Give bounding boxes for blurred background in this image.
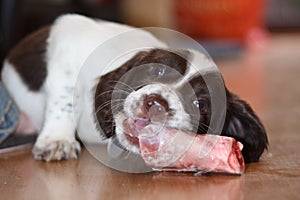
[1,0,300,63]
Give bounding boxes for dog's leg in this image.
[32,70,81,162]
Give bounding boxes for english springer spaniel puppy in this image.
[1,14,268,163]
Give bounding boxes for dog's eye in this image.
[193,99,206,110]
[152,65,166,77]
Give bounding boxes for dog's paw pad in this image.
[32,140,81,162]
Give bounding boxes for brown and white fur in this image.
[1,14,268,162]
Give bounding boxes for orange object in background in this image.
[175,0,268,114]
[175,0,266,44]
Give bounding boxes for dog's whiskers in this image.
[110,80,135,93]
[188,118,215,134]
[95,90,114,99]
[110,102,125,113]
[96,99,125,114]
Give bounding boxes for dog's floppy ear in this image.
[222,89,268,163]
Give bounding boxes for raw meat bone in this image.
[138,124,245,175]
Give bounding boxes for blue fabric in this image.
[0,82,19,142]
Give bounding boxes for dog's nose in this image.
[144,94,169,122]
[144,94,169,112]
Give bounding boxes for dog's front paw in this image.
[32,139,81,162]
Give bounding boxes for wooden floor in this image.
[1,34,300,200]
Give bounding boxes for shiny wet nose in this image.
[144,94,169,122]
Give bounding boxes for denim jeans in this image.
[0,82,19,143]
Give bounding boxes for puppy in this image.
[1,14,268,163]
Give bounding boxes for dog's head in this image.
[94,48,268,163]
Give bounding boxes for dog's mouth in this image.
[123,118,151,147]
[123,116,186,151]
[123,117,172,147]
[122,95,172,148]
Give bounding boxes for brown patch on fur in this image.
[135,49,189,76]
[7,26,50,91]
[95,51,149,138]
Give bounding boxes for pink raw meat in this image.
[138,124,245,174]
